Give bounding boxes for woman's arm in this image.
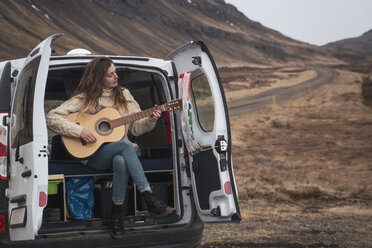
[122,88,157,137]
[46,97,85,138]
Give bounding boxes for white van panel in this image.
[169,41,241,223]
[8,34,61,241]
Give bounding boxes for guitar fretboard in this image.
[109,104,166,129]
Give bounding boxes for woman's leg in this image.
[88,145,129,204]
[88,140,149,203]
[89,140,172,217]
[114,140,149,191]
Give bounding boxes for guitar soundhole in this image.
[95,118,113,136]
[99,121,110,133]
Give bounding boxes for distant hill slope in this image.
[0,0,364,66]
[325,30,372,52]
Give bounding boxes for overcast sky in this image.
[224,0,372,46]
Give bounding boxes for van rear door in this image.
[0,62,11,179]
[8,34,61,241]
[168,41,241,223]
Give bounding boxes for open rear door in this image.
[0,62,11,179]
[169,41,241,223]
[8,34,62,241]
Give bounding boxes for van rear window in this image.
[11,56,40,148]
[190,72,215,132]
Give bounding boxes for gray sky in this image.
[224,0,372,46]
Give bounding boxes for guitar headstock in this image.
[164,99,182,112]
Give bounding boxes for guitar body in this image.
[62,108,125,159]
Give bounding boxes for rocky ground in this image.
[199,66,372,247]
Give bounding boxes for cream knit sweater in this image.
[46,87,156,139]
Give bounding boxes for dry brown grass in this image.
[230,69,372,207]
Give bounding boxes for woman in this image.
[46,57,173,239]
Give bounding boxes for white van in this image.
[0,34,240,247]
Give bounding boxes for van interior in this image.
[41,65,179,234]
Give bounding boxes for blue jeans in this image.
[87,140,149,205]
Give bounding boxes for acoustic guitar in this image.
[61,99,182,159]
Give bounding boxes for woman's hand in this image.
[80,128,97,144]
[150,105,161,121]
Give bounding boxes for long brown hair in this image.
[72,57,127,113]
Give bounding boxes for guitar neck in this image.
[109,104,166,129]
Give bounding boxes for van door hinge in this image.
[15,157,24,164]
[211,206,221,217]
[39,146,49,157]
[192,56,201,66]
[231,213,242,223]
[2,115,9,126]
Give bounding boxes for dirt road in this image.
[199,66,372,248]
[228,68,339,116]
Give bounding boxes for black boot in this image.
[110,203,125,239]
[142,191,174,217]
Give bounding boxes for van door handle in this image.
[21,170,32,178]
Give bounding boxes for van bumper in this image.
[0,213,204,248]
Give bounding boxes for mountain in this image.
[325,30,372,53]
[0,0,363,66]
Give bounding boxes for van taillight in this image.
[0,142,6,157]
[224,181,232,195]
[0,214,5,232]
[39,192,47,207]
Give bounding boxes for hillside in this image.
[0,0,346,66]
[326,29,372,52]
